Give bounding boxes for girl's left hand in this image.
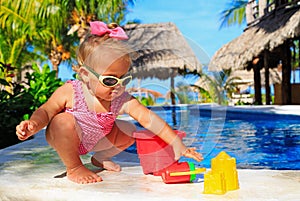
[182,147,203,162]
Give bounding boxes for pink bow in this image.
[90,21,128,40]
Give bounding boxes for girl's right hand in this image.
[16,120,37,141]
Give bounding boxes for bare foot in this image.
[67,164,103,184]
[91,157,121,172]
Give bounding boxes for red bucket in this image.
[133,130,186,175]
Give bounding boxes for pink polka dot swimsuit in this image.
[65,80,130,155]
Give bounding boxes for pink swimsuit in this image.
[65,80,130,155]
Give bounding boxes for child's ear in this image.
[79,67,89,83]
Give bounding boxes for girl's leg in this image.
[91,120,136,171]
[45,112,102,184]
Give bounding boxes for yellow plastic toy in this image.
[203,151,239,195]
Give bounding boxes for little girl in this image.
[16,21,203,184]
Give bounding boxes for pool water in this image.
[129,105,300,170]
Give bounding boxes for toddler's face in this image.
[89,55,131,101]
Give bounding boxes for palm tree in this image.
[0,0,55,80]
[219,0,248,28]
[65,0,135,73]
[0,0,135,78]
[192,69,242,105]
[67,0,135,43]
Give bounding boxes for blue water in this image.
[129,105,300,170]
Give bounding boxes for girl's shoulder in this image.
[42,80,75,110]
[61,80,75,91]
[54,80,77,109]
[51,80,75,98]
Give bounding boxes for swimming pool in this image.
[130,105,300,170]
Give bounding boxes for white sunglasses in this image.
[84,65,132,87]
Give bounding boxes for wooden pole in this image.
[253,58,262,105]
[281,41,291,104]
[170,68,176,105]
[264,50,271,105]
[170,68,177,127]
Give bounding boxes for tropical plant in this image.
[0,81,33,148]
[0,62,32,148]
[0,62,63,148]
[23,63,64,114]
[140,96,155,106]
[0,0,56,78]
[66,0,135,72]
[0,0,135,79]
[219,0,248,28]
[174,82,197,104]
[192,69,242,105]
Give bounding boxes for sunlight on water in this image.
[135,106,300,170]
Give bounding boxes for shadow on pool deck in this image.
[0,129,300,201]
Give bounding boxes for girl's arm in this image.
[16,83,73,140]
[122,96,203,162]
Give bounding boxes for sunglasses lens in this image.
[102,77,118,86]
[122,77,132,86]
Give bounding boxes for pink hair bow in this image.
[90,21,128,40]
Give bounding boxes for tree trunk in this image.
[49,49,62,78]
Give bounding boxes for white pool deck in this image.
[1,105,300,201]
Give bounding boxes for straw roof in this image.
[124,23,202,80]
[209,7,300,71]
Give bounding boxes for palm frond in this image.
[219,0,247,29]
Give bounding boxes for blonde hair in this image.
[75,23,131,73]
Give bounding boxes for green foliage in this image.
[219,0,247,29]
[0,0,135,81]
[174,82,197,104]
[0,62,63,148]
[191,69,242,105]
[24,63,63,112]
[190,84,213,103]
[0,86,33,148]
[139,96,155,106]
[0,0,54,68]
[0,62,32,148]
[235,99,253,105]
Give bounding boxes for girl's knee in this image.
[49,113,75,130]
[46,113,77,142]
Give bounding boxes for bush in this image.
[23,63,63,114]
[0,62,63,149]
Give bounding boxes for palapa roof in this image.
[209,6,300,71]
[124,22,202,80]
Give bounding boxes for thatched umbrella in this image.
[124,22,202,104]
[209,6,300,105]
[124,23,202,78]
[209,8,300,71]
